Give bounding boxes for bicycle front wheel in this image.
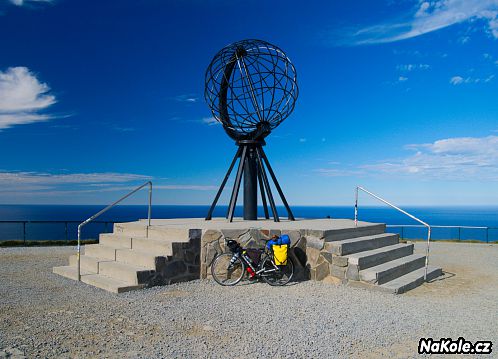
[259,256,294,286]
[211,253,245,286]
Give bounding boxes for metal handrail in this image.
[354,186,432,281]
[77,181,152,281]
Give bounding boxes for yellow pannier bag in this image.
[272,244,288,265]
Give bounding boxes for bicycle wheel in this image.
[259,255,294,286]
[211,253,245,286]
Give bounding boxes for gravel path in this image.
[0,243,497,358]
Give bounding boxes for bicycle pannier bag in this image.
[270,234,291,265]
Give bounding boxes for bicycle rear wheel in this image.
[211,253,245,286]
[259,256,294,286]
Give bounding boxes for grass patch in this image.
[0,239,98,247]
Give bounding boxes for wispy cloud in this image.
[450,74,495,84]
[173,94,199,103]
[314,168,363,177]
[0,171,151,186]
[155,185,217,191]
[398,76,409,82]
[299,138,307,143]
[450,76,464,85]
[397,64,431,71]
[201,116,220,126]
[0,67,57,130]
[343,0,498,45]
[316,135,498,181]
[0,170,218,196]
[9,0,54,6]
[368,135,498,180]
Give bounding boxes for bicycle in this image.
[211,238,294,286]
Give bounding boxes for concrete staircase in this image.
[324,227,442,294]
[53,223,201,293]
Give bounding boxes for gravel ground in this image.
[0,242,497,358]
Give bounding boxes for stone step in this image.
[359,254,426,285]
[115,248,158,269]
[81,274,145,293]
[147,227,191,242]
[113,222,148,238]
[84,244,116,260]
[131,237,173,256]
[325,233,399,256]
[69,254,113,273]
[98,261,154,285]
[348,243,414,270]
[53,265,96,280]
[320,223,386,242]
[379,266,443,294]
[99,233,132,248]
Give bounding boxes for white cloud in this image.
[201,117,220,126]
[0,67,57,130]
[155,185,218,191]
[314,134,498,181]
[174,94,198,103]
[346,0,498,45]
[398,76,408,82]
[450,74,495,84]
[361,135,498,180]
[397,64,431,71]
[299,138,307,143]
[9,0,53,6]
[0,171,151,186]
[314,168,363,177]
[0,170,218,197]
[450,76,464,84]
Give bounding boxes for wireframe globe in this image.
[205,39,298,141]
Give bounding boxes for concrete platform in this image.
[137,217,378,231]
[52,217,442,294]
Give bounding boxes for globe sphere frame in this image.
[204,39,298,141]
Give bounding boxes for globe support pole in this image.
[243,146,258,220]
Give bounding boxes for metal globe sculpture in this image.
[205,39,298,222]
[205,39,298,141]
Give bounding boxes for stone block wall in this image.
[150,229,202,285]
[199,228,345,282]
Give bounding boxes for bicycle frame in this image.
[225,238,279,278]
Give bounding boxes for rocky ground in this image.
[0,242,497,358]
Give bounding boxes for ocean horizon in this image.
[0,204,497,242]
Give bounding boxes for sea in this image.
[0,205,497,242]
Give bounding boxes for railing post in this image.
[354,187,358,227]
[458,227,461,241]
[401,226,404,240]
[486,227,489,243]
[148,181,152,227]
[77,224,81,281]
[23,221,27,244]
[424,226,431,281]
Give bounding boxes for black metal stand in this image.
[205,140,295,222]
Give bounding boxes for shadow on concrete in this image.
[428,271,455,283]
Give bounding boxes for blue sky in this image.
[0,0,497,206]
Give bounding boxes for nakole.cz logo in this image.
[419,337,493,355]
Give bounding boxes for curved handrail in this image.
[77,181,152,281]
[354,186,432,281]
